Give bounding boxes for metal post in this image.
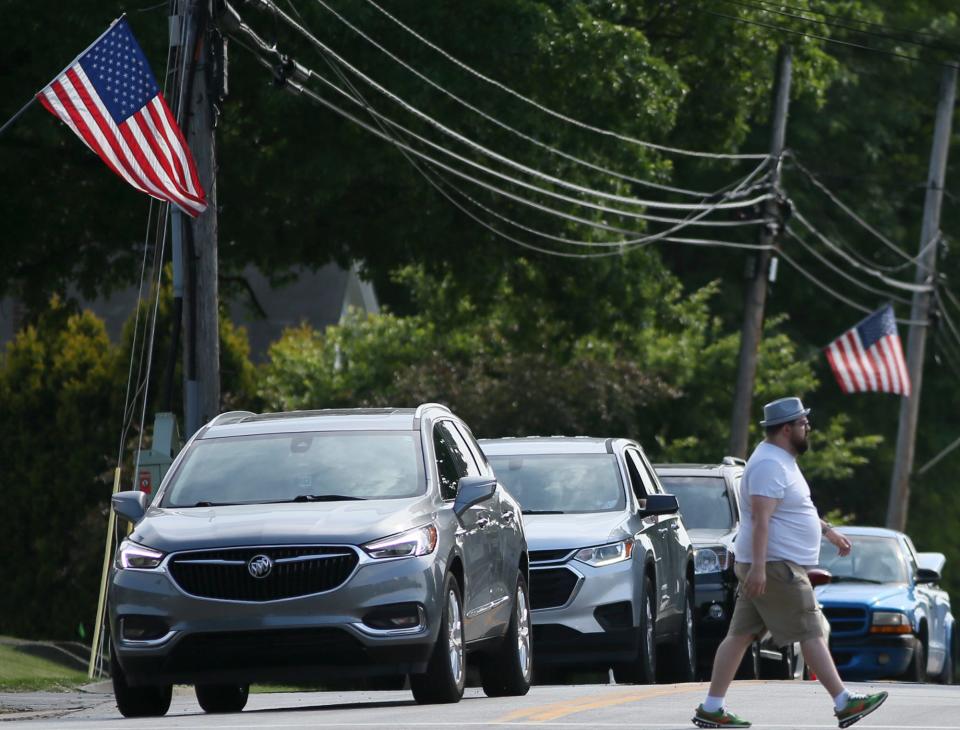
[886,63,957,531]
[728,46,793,458]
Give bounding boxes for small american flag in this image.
[825,304,911,396]
[36,17,206,217]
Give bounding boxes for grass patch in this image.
[0,645,89,692]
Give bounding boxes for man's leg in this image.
[708,632,757,698]
[801,636,888,728]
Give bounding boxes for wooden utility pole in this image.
[886,63,957,532]
[728,46,793,458]
[181,0,222,436]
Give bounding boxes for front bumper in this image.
[529,557,639,666]
[109,550,442,686]
[829,634,915,679]
[693,576,735,662]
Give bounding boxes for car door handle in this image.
[476,516,491,530]
[669,522,681,531]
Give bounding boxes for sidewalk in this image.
[0,682,113,722]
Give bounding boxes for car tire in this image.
[660,578,697,682]
[479,571,533,697]
[907,637,928,683]
[411,573,466,704]
[735,640,761,680]
[195,683,249,713]
[612,575,656,684]
[938,644,954,685]
[111,643,172,718]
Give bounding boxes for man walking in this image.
[692,397,888,729]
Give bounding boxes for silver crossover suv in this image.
[480,437,696,684]
[108,405,530,717]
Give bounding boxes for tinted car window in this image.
[819,535,909,584]
[625,450,657,497]
[488,454,625,513]
[163,431,423,506]
[658,476,734,530]
[434,422,467,500]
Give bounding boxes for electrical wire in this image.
[703,6,958,69]
[788,155,926,269]
[717,0,960,55]
[790,209,934,293]
[784,227,911,305]
[250,0,772,214]
[309,0,738,198]
[331,0,769,160]
[775,248,927,325]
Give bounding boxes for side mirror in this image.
[807,568,832,587]
[916,567,941,584]
[453,476,497,516]
[639,494,680,517]
[113,490,148,525]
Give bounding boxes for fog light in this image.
[709,603,726,620]
[877,654,890,665]
[363,603,424,631]
[120,615,169,641]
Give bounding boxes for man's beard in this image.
[795,435,810,455]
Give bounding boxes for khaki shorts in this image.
[729,561,825,647]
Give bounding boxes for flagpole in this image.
[0,97,37,138]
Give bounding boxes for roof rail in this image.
[414,402,452,419]
[722,456,746,466]
[208,410,256,427]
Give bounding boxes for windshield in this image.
[819,534,910,584]
[658,475,734,530]
[488,454,626,513]
[162,431,424,507]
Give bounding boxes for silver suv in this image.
[108,405,530,717]
[480,437,696,683]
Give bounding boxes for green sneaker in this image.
[692,704,751,728]
[835,691,888,728]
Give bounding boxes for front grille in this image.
[530,549,573,564]
[530,567,579,609]
[822,606,869,636]
[165,628,364,673]
[169,546,359,601]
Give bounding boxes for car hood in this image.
[522,512,630,550]
[130,497,435,552]
[687,527,737,548]
[815,583,911,608]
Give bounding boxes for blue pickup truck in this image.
[816,526,955,682]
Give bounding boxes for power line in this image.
[309,0,732,198]
[346,0,768,160]
[703,6,958,69]
[717,0,960,55]
[788,155,925,269]
[784,227,911,305]
[790,208,934,293]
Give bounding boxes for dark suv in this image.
[108,405,530,716]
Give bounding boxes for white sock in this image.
[703,695,725,713]
[833,689,850,711]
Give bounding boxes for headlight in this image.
[362,524,438,560]
[870,611,912,634]
[574,540,633,567]
[115,540,165,570]
[694,547,731,574]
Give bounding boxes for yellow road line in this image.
[496,684,701,723]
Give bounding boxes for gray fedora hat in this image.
[760,396,811,427]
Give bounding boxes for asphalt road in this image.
[2,680,957,729]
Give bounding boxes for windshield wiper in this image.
[829,575,886,584]
[192,501,237,507]
[290,494,366,502]
[522,509,565,515]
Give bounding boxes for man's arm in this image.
[821,518,852,557]
[743,495,779,598]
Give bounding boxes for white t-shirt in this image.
[733,441,822,567]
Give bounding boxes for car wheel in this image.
[906,637,928,683]
[480,571,533,697]
[411,573,466,704]
[735,640,761,680]
[938,644,954,685]
[612,575,656,684]
[660,578,697,682]
[111,643,172,718]
[195,683,249,713]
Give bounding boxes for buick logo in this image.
[247,554,273,579]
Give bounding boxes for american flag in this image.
[36,18,206,217]
[825,304,911,396]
